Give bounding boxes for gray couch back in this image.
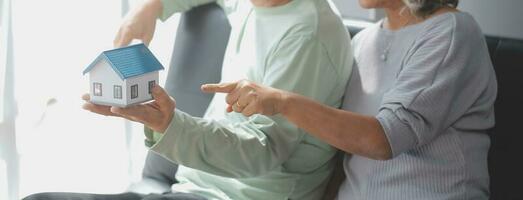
[142,2,230,186]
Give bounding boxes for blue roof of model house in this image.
[83,43,164,80]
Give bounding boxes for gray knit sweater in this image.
[338,12,497,200]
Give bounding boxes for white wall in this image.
[460,0,523,40]
[332,0,523,40]
[331,0,384,21]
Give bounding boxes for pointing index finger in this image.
[201,82,237,93]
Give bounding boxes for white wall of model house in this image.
[125,71,158,105]
[89,60,127,106]
[88,59,158,107]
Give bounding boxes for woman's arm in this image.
[281,91,392,160]
[202,81,393,160]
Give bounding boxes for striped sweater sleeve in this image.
[376,16,494,157]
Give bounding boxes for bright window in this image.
[131,84,138,99]
[8,0,178,198]
[114,85,122,99]
[0,160,6,200]
[0,0,8,123]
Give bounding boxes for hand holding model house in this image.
[82,44,174,133]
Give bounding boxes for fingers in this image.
[226,104,233,113]
[110,86,175,130]
[201,82,237,93]
[232,90,257,113]
[82,85,175,133]
[226,80,259,105]
[82,93,90,101]
[81,93,120,116]
[110,105,150,124]
[142,33,153,47]
[240,101,258,117]
[225,80,251,105]
[115,35,133,48]
[82,102,119,117]
[237,89,257,107]
[204,80,264,116]
[110,103,171,133]
[151,85,175,112]
[113,29,123,47]
[114,29,134,48]
[232,101,244,113]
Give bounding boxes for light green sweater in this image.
[147,0,353,199]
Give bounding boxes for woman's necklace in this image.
[381,39,394,61]
[381,17,415,61]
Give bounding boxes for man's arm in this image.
[159,0,218,21]
[113,0,218,47]
[148,35,342,178]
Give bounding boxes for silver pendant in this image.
[381,54,387,61]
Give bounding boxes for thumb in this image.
[201,82,237,93]
[151,85,174,109]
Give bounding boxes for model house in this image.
[83,43,164,107]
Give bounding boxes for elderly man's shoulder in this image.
[273,0,347,38]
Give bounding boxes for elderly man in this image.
[24,0,352,199]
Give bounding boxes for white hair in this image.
[402,0,459,17]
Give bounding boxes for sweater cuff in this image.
[144,126,166,148]
[376,109,418,158]
[144,126,155,147]
[150,109,186,157]
[159,0,178,21]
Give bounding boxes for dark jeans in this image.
[23,192,206,200]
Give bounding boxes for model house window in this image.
[114,85,122,99]
[148,80,155,94]
[131,84,138,99]
[93,83,102,96]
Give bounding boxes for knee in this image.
[22,192,55,200]
[141,193,207,200]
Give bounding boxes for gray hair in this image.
[402,0,459,17]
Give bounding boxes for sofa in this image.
[130,3,523,200]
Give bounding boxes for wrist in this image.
[277,91,293,116]
[159,110,175,133]
[143,0,163,19]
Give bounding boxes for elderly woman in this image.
[203,0,497,199]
